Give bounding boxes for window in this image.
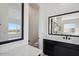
[64,24,76,33]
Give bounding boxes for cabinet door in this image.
[43,39,56,55]
[67,49,79,56]
[52,45,68,56]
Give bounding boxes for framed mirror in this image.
[48,11,79,37]
[0,3,24,45]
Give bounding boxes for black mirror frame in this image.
[48,11,79,37]
[0,3,24,45]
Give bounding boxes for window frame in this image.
[0,3,24,45]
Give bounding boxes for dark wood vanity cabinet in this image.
[43,39,79,56]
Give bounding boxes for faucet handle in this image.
[68,36,71,40]
[63,36,66,39]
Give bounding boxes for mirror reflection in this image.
[49,12,79,36]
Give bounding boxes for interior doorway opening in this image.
[28,3,39,48]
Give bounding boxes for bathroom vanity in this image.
[43,39,79,56]
[46,11,79,56]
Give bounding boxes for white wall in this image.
[39,3,79,49]
[0,3,29,53]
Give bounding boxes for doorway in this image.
[28,3,39,48]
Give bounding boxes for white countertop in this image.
[0,45,42,56]
[44,35,79,45]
